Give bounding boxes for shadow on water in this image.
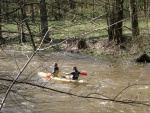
[0,50,150,113]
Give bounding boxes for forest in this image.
[0,0,149,53]
[1,0,150,113]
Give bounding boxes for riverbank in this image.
[1,33,150,61]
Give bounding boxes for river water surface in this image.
[0,50,150,113]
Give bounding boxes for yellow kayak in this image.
[37,72,87,84]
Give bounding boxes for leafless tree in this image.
[129,0,139,38]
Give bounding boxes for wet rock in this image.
[136,53,150,62]
[77,39,88,49]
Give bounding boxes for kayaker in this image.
[63,66,80,80]
[51,63,60,77]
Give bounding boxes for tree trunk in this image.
[20,1,36,50]
[130,0,139,38]
[0,0,2,39]
[5,0,9,23]
[92,0,95,18]
[30,3,35,23]
[69,0,76,21]
[20,2,26,43]
[39,0,50,43]
[107,0,124,44]
[69,0,76,9]
[55,0,62,21]
[116,0,123,44]
[143,0,148,17]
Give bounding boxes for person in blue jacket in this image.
[51,63,60,77]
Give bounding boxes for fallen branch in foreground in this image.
[1,77,150,107]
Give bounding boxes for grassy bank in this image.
[1,19,150,58]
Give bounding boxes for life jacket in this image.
[72,71,80,80]
[53,70,59,77]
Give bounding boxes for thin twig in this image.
[0,27,51,110]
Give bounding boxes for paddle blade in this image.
[80,72,87,76]
[46,75,51,79]
[46,75,51,80]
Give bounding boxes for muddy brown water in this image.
[0,50,150,113]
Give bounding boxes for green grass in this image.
[2,20,108,39]
[2,19,150,45]
[1,19,150,56]
[50,20,108,40]
[1,43,34,50]
[123,18,150,34]
[2,23,18,32]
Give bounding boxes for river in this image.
[0,50,150,113]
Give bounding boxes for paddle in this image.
[80,72,87,76]
[46,75,51,79]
